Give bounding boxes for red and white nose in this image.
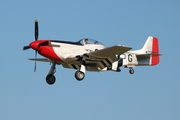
[29,40,49,51]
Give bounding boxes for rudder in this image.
[151,37,159,66]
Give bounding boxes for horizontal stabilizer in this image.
[136,53,162,58]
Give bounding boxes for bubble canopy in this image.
[78,38,105,46]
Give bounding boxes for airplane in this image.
[23,20,161,85]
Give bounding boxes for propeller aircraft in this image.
[23,20,161,85]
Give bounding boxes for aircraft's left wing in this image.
[85,45,132,58]
[85,45,132,69]
[62,45,132,70]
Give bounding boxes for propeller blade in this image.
[23,46,31,50]
[34,51,37,72]
[35,19,39,41]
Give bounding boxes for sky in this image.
[0,0,180,120]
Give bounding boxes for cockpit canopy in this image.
[78,38,105,46]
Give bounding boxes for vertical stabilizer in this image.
[141,36,154,52]
[133,36,160,66]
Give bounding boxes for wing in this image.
[86,45,132,69]
[86,45,132,58]
[28,58,62,64]
[29,58,51,62]
[62,45,132,70]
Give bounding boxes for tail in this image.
[136,36,161,66]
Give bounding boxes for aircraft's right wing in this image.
[29,58,51,62]
[28,58,62,64]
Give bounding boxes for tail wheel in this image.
[75,71,85,81]
[129,69,134,74]
[46,74,56,85]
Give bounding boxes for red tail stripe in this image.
[151,37,159,66]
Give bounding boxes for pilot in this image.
[85,39,89,44]
[94,41,98,44]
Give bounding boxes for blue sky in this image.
[0,0,180,120]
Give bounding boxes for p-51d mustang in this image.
[23,20,161,85]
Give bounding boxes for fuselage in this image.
[29,36,160,72]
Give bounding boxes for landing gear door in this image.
[122,54,128,66]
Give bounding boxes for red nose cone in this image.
[30,41,39,50]
[29,40,48,50]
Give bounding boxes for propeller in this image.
[23,19,39,72]
[35,19,39,41]
[23,46,31,50]
[34,19,39,72]
[34,49,37,72]
[23,20,39,50]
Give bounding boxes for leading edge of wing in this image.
[86,45,132,58]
